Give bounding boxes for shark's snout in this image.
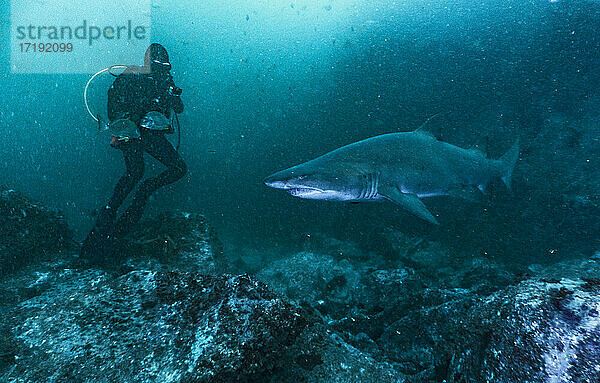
[265,165,354,201]
[264,173,289,189]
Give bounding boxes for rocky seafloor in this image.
[1,187,599,382]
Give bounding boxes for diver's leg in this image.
[105,142,146,218]
[81,141,144,259]
[142,131,188,187]
[112,132,187,236]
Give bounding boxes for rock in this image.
[256,251,364,318]
[0,187,73,273]
[3,271,310,382]
[2,266,406,383]
[302,233,369,261]
[1,210,223,310]
[115,211,224,273]
[379,229,448,271]
[274,326,406,383]
[380,277,600,383]
[255,234,516,349]
[462,278,600,383]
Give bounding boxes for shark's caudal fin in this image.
[499,139,519,191]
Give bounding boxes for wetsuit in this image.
[82,66,186,256]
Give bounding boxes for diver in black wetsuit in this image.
[81,43,187,260]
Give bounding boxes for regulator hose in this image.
[83,65,127,122]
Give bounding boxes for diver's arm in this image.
[165,75,184,114]
[171,95,184,114]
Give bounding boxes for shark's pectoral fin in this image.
[379,186,439,225]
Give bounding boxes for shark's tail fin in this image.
[499,139,519,191]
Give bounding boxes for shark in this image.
[264,129,519,224]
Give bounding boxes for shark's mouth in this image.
[288,187,324,197]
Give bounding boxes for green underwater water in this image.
[1,1,600,381]
[2,0,598,264]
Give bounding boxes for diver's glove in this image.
[162,74,184,113]
[168,84,182,97]
[165,74,182,97]
[168,90,184,114]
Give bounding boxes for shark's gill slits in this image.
[359,174,368,199]
[362,173,378,200]
[371,172,379,199]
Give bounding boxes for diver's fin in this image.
[379,185,439,225]
[447,185,484,202]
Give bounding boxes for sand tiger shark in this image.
[264,128,519,224]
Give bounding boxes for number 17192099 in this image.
[19,42,73,53]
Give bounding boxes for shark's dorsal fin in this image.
[413,113,441,139]
[413,129,436,139]
[379,185,439,224]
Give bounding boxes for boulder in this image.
[0,187,72,273]
[115,211,224,273]
[381,276,600,382]
[274,325,406,383]
[3,271,309,382]
[256,251,364,317]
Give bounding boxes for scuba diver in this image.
[81,43,187,260]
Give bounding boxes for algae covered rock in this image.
[116,211,224,273]
[4,271,310,382]
[381,276,600,383]
[274,325,406,383]
[256,251,364,316]
[0,187,72,273]
[457,278,600,383]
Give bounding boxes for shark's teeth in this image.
[289,186,327,197]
